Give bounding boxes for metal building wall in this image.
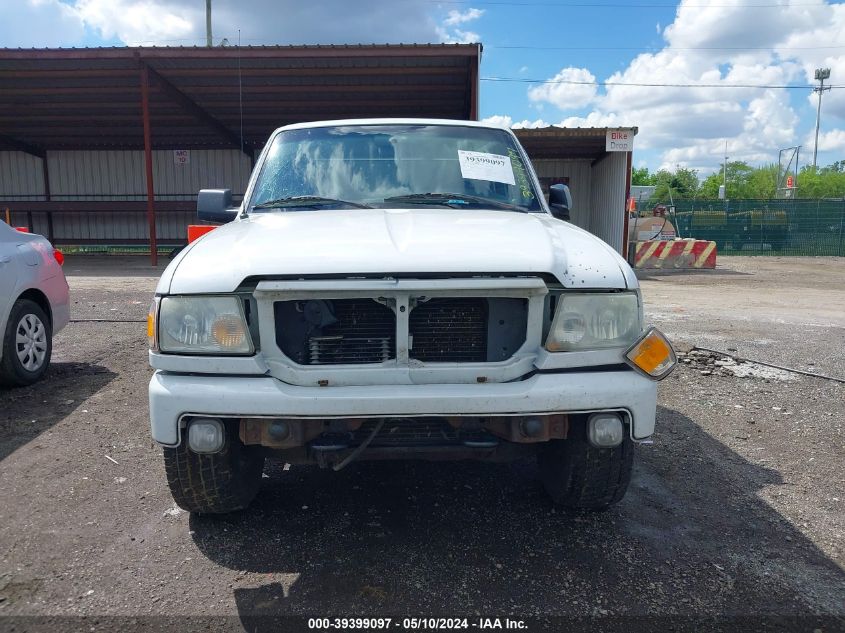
[588,152,627,252]
[529,159,592,229]
[47,149,251,200]
[0,151,46,199]
[1,149,251,243]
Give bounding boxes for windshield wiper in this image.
[252,196,372,210]
[383,193,525,212]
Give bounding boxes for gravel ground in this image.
[0,256,842,632]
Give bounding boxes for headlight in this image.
[545,292,641,352]
[158,296,253,355]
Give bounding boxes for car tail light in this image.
[53,249,65,266]
[15,226,29,233]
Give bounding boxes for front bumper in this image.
[148,369,657,446]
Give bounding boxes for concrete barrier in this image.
[632,239,717,269]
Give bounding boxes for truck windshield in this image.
[249,124,542,213]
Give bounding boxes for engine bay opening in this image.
[273,296,528,365]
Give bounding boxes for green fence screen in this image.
[650,198,845,256]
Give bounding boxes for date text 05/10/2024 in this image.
[307,618,528,630]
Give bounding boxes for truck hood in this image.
[159,208,635,294]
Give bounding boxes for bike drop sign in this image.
[606,129,634,152]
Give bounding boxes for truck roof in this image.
[272,118,509,134]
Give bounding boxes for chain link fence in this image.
[649,199,845,256]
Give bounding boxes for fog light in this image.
[268,420,291,442]
[187,418,225,454]
[520,417,544,438]
[587,413,624,448]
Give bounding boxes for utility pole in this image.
[812,68,831,169]
[719,140,728,200]
[205,0,212,47]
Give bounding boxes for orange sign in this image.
[187,225,216,243]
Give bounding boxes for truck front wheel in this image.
[163,422,265,514]
[537,419,634,510]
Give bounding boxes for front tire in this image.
[0,299,52,387]
[163,422,265,514]
[538,420,634,510]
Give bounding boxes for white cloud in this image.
[481,115,513,128]
[527,67,597,110]
[0,0,443,47]
[779,7,845,121]
[0,0,85,47]
[514,0,845,171]
[559,111,625,129]
[75,0,195,45]
[443,8,484,26]
[437,7,483,44]
[512,119,550,129]
[436,27,480,45]
[806,128,845,152]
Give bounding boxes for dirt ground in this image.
[0,256,843,631]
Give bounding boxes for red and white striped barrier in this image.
[632,239,717,269]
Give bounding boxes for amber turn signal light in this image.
[624,327,677,380]
[147,299,158,350]
[211,314,248,349]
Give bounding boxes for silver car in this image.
[0,222,70,387]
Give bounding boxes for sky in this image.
[1,0,844,175]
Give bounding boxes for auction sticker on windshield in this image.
[457,150,516,185]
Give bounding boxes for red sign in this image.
[187,225,217,243]
[787,175,794,188]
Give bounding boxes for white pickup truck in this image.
[148,119,675,514]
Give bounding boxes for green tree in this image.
[746,164,778,198]
[651,166,699,201]
[632,166,657,186]
[699,162,776,199]
[645,160,845,201]
[820,160,845,174]
[796,165,845,197]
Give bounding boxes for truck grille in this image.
[274,299,396,365]
[409,298,487,362]
[274,295,527,366]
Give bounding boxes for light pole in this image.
[812,68,831,169]
[206,0,213,47]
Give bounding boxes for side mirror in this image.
[197,189,238,223]
[549,184,572,222]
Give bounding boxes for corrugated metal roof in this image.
[0,44,480,154]
[515,126,638,160]
[3,44,480,51]
[515,126,638,138]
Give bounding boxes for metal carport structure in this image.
[515,126,637,255]
[0,44,481,264]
